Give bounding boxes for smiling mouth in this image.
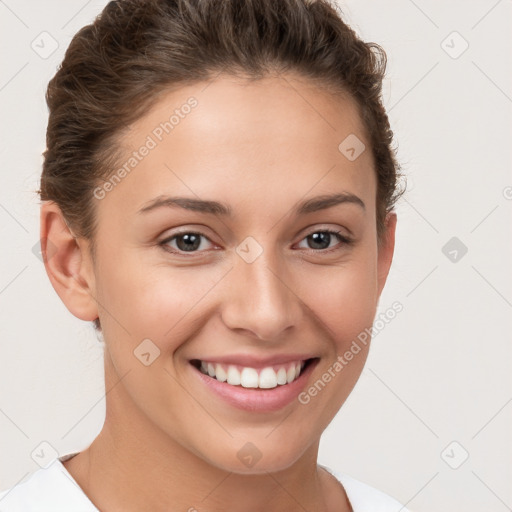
[190,358,318,389]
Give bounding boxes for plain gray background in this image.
[1,1,511,511]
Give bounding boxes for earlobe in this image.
[40,201,99,322]
[376,211,397,300]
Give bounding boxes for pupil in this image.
[177,233,200,251]
[309,232,330,250]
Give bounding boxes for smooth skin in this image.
[41,73,396,512]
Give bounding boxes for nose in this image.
[220,246,303,341]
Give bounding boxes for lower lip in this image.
[190,359,319,413]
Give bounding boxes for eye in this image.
[160,231,215,254]
[159,228,353,257]
[296,229,353,252]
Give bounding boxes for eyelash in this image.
[159,228,353,257]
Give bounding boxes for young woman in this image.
[0,0,408,510]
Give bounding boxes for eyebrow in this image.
[137,192,365,217]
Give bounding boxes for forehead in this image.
[99,74,375,220]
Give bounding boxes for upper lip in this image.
[191,354,317,369]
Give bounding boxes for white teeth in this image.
[215,364,227,382]
[259,367,278,389]
[276,367,287,385]
[227,365,241,385]
[197,360,308,388]
[286,365,296,384]
[240,368,259,388]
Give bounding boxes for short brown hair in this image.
[38,0,406,331]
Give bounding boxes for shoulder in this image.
[320,464,412,512]
[0,457,97,512]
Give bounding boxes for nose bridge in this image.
[221,235,301,339]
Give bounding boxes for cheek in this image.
[97,237,378,356]
[95,252,225,350]
[302,252,378,348]
[293,257,377,425]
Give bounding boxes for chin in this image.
[199,437,311,475]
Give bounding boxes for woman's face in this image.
[64,74,395,473]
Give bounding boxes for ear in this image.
[39,201,99,323]
[376,211,397,300]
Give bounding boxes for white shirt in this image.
[0,454,410,511]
